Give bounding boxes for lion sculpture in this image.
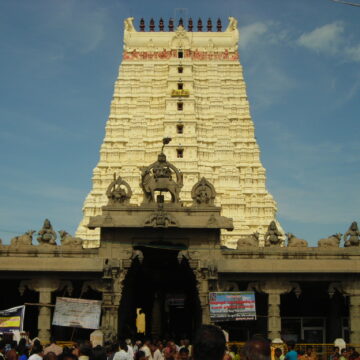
[58,230,83,247]
[286,233,308,247]
[318,233,342,247]
[10,230,35,247]
[237,232,259,248]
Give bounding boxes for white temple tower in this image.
[76,17,279,248]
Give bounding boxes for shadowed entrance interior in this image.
[119,243,201,340]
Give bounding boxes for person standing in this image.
[330,348,340,360]
[1,341,7,360]
[28,343,43,360]
[193,325,226,360]
[5,341,18,360]
[242,338,271,360]
[113,341,130,360]
[339,349,347,360]
[125,340,134,360]
[285,342,297,360]
[17,339,29,360]
[150,344,162,360]
[178,348,189,360]
[304,346,316,360]
[274,348,285,360]
[140,341,151,360]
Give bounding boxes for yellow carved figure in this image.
[136,308,145,334]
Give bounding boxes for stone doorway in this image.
[119,243,201,340]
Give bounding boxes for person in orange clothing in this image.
[303,347,316,360]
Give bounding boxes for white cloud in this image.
[346,44,360,62]
[247,63,295,108]
[239,22,295,108]
[297,21,344,55]
[240,22,268,49]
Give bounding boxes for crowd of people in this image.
[0,327,358,360]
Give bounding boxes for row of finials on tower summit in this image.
[138,18,223,32]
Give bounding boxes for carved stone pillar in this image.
[248,280,301,340]
[194,268,211,324]
[19,279,72,344]
[82,266,126,341]
[151,292,162,338]
[329,280,360,344]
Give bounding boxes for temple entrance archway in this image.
[119,242,201,340]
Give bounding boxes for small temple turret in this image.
[217,18,222,31]
[168,18,174,31]
[159,18,164,31]
[207,18,212,31]
[149,18,155,32]
[139,18,145,31]
[197,18,203,31]
[188,17,193,31]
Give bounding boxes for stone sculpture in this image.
[191,177,216,207]
[264,221,282,246]
[343,222,360,247]
[286,233,308,247]
[37,219,57,245]
[226,16,238,32]
[177,250,190,264]
[144,209,177,228]
[10,230,35,247]
[106,174,132,205]
[124,17,135,32]
[237,232,259,248]
[318,233,342,247]
[131,249,144,264]
[58,230,83,247]
[141,138,183,203]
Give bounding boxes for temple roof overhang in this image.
[88,205,234,231]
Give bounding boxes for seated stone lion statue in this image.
[286,233,308,247]
[318,233,342,247]
[10,230,35,247]
[237,232,259,248]
[58,230,83,247]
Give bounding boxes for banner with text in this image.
[209,292,256,321]
[0,305,25,332]
[52,297,101,329]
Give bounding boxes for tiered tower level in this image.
[76,17,279,248]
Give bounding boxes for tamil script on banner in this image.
[52,297,101,329]
[209,292,256,322]
[0,305,25,332]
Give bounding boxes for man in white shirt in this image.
[126,339,134,360]
[150,344,163,360]
[28,343,43,360]
[140,340,151,360]
[114,341,131,360]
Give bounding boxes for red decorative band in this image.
[123,49,239,61]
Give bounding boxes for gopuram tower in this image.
[77,17,279,248]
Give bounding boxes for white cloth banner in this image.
[52,297,102,329]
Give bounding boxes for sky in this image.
[0,0,359,246]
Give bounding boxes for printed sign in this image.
[0,305,25,332]
[52,297,101,329]
[209,292,256,321]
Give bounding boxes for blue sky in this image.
[0,0,359,246]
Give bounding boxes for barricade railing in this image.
[228,342,360,360]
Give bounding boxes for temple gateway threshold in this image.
[1,17,360,345]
